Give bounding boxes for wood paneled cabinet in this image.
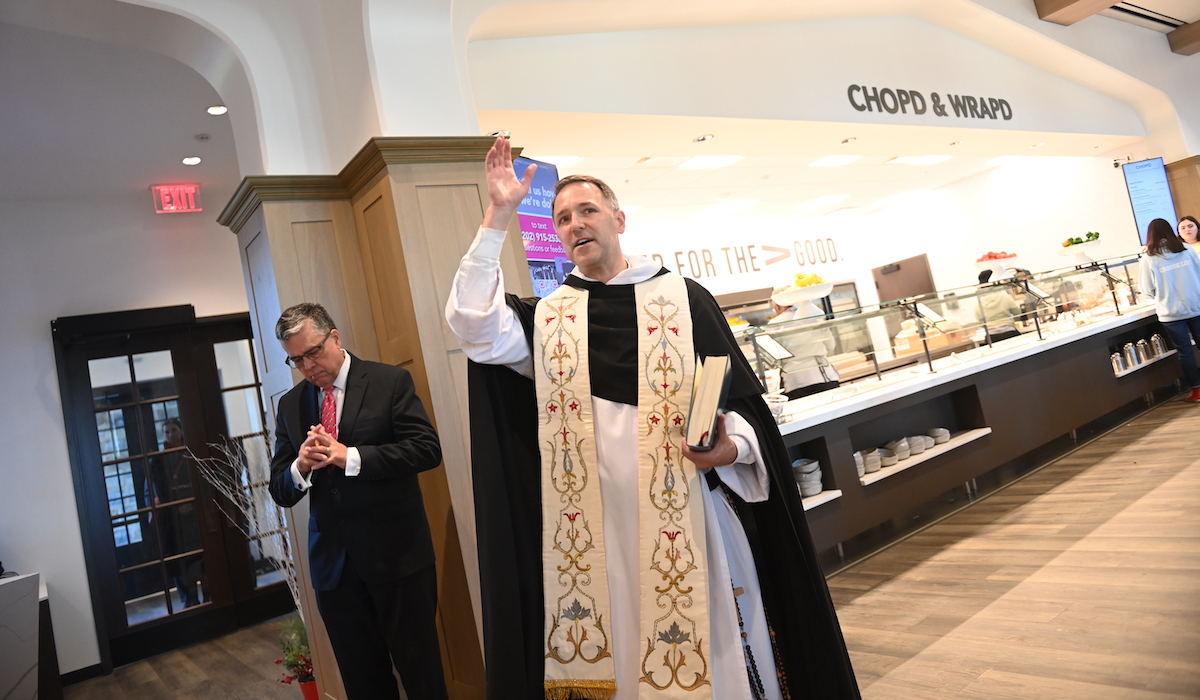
[219,137,533,700]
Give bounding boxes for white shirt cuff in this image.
[289,459,312,490]
[344,447,362,477]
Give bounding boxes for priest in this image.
[445,135,859,700]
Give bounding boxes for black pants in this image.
[316,561,448,700]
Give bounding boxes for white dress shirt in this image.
[289,349,363,489]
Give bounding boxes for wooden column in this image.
[218,137,530,700]
[1167,156,1200,222]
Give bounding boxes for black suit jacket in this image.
[269,353,442,591]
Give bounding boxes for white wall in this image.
[0,192,248,673]
[469,16,1144,139]
[622,156,1144,303]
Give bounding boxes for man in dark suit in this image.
[268,302,447,700]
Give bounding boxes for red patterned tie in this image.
[320,387,338,440]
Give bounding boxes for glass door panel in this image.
[133,351,177,401]
[88,349,212,626]
[213,339,282,590]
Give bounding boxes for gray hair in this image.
[552,175,620,214]
[275,303,337,342]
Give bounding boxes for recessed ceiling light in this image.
[701,200,756,216]
[888,155,952,165]
[538,156,580,169]
[182,156,202,166]
[207,105,228,115]
[793,195,850,212]
[694,134,715,142]
[680,155,742,169]
[841,137,857,144]
[810,155,861,167]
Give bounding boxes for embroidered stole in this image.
[535,273,711,699]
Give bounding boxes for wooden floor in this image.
[65,399,1200,699]
[832,397,1200,699]
[63,614,303,700]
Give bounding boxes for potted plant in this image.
[276,615,317,699]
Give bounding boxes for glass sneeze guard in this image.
[731,254,1145,393]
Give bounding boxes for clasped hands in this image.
[297,424,347,475]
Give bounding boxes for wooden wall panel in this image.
[1167,156,1200,222]
[356,187,416,367]
[352,169,487,699]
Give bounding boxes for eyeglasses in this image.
[284,330,333,368]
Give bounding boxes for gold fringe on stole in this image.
[544,679,618,699]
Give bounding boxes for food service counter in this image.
[771,304,1182,552]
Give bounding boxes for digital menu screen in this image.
[1121,157,1178,245]
[514,156,572,297]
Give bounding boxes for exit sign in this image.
[151,184,202,214]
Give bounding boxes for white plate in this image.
[975,255,1019,270]
[1056,239,1100,255]
[771,282,834,306]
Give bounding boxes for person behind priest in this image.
[1178,215,1199,252]
[976,269,1022,343]
[445,135,859,700]
[1139,218,1200,403]
[267,303,447,700]
[767,289,840,400]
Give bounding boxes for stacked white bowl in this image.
[792,458,823,497]
[884,437,911,460]
[856,449,881,474]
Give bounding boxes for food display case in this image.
[730,256,1145,390]
[722,255,1184,555]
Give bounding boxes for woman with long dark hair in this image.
[1140,218,1200,402]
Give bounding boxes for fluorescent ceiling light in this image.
[538,156,580,169]
[680,155,743,169]
[182,156,201,166]
[793,195,850,212]
[887,155,952,165]
[207,105,228,115]
[700,200,756,216]
[809,155,861,167]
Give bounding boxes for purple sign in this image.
[515,156,573,297]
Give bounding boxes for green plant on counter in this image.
[276,614,315,684]
[1062,231,1100,247]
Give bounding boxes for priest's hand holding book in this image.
[682,413,740,468]
[683,354,739,468]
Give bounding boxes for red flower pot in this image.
[299,680,319,700]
